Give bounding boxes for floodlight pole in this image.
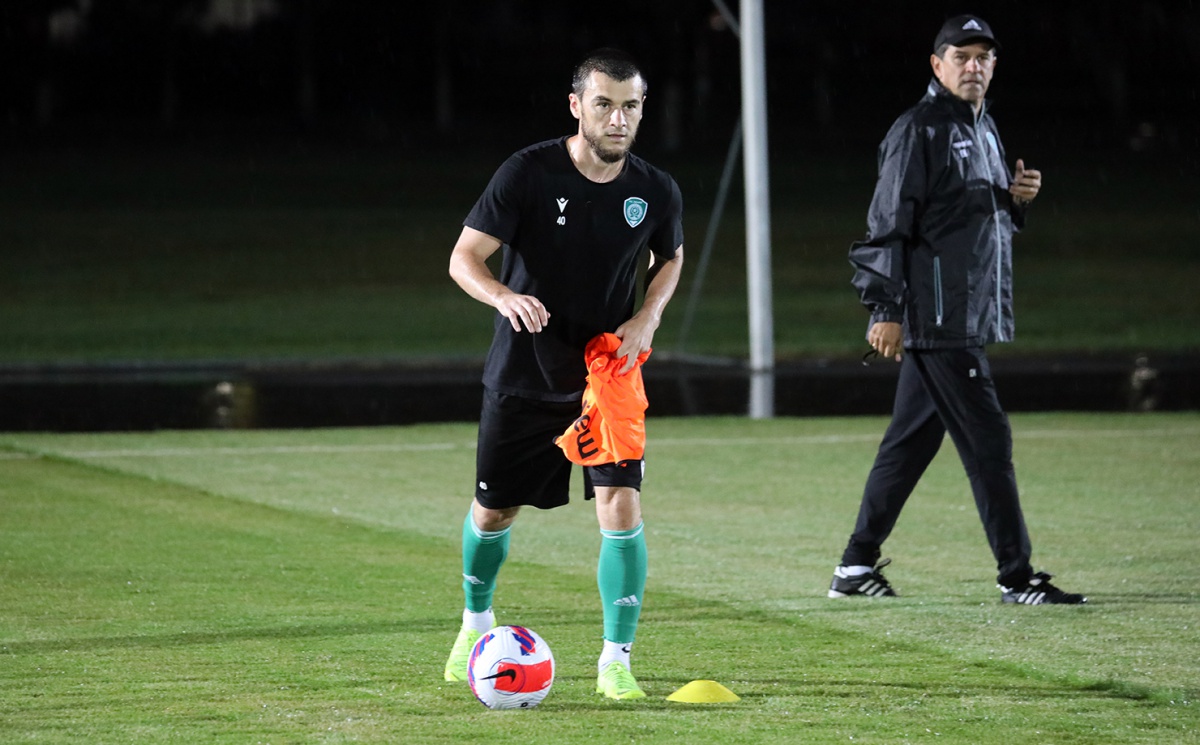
[740,0,774,418]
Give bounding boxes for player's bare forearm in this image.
[449,251,503,306]
[448,227,504,303]
[640,246,684,323]
[614,246,683,371]
[449,226,549,332]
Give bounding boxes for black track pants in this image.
[841,347,1033,587]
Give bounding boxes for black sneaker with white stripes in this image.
[999,571,1087,605]
[828,558,897,598]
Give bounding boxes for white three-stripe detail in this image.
[860,579,887,597]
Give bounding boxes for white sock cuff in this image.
[838,565,874,577]
[600,522,644,540]
[598,638,632,671]
[468,518,511,541]
[463,607,495,633]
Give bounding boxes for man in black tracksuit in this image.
[828,15,1086,605]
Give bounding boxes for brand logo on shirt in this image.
[556,197,569,213]
[951,139,973,159]
[623,197,647,228]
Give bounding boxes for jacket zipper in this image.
[976,118,1006,341]
[933,255,944,327]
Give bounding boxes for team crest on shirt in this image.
[623,197,648,228]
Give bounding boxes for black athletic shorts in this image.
[474,388,645,510]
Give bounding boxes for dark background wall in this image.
[3,1,1197,430]
[4,1,1196,157]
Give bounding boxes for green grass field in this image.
[3,413,1198,743]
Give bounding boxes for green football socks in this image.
[461,510,510,613]
[597,522,647,645]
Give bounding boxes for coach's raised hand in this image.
[1009,158,1042,206]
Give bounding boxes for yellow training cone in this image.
[666,679,740,703]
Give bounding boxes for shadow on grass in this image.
[0,605,607,657]
[1088,593,1200,604]
[536,673,1166,713]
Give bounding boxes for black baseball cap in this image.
[933,15,1000,53]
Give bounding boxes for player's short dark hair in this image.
[571,48,646,97]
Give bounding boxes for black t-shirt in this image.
[465,137,684,401]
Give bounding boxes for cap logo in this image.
[962,19,983,31]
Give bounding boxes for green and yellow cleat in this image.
[596,661,646,700]
[443,628,482,682]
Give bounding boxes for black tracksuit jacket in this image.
[849,78,1029,349]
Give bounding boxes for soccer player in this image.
[828,16,1086,605]
[443,48,684,699]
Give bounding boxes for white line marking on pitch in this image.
[656,427,1200,448]
[653,434,881,447]
[1,426,1196,462]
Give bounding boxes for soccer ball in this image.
[468,625,555,710]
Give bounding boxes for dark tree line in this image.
[3,1,1196,152]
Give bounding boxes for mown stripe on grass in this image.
[0,441,469,460]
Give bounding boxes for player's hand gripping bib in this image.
[555,333,650,466]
